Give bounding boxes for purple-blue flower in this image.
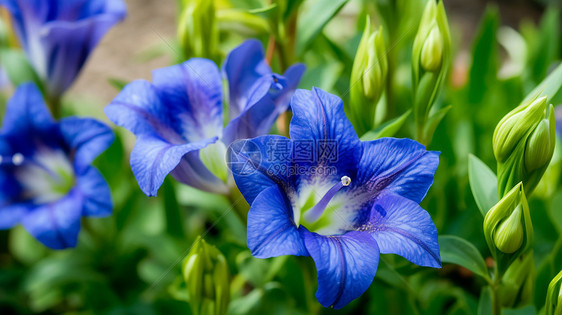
[0,0,126,99]
[228,87,441,308]
[0,83,114,249]
[105,39,305,197]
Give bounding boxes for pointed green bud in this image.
[178,0,219,61]
[420,25,443,72]
[411,0,451,144]
[493,96,547,163]
[493,204,523,254]
[525,118,553,172]
[483,183,533,275]
[349,17,388,135]
[183,237,230,315]
[545,269,562,315]
[494,96,556,196]
[200,142,229,183]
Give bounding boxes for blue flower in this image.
[228,87,441,309]
[0,0,126,98]
[0,83,114,249]
[105,39,305,197]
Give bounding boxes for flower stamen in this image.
[304,176,351,223]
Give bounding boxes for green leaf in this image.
[360,110,411,141]
[424,105,452,145]
[467,6,499,104]
[295,0,348,56]
[0,48,43,89]
[439,235,490,281]
[468,154,498,216]
[502,306,537,315]
[522,62,562,105]
[162,178,185,238]
[478,286,493,315]
[108,78,129,91]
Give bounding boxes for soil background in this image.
[69,0,545,108]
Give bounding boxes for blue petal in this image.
[301,228,380,309]
[33,2,126,97]
[356,138,439,203]
[130,135,218,197]
[0,203,29,229]
[21,190,83,249]
[1,83,54,135]
[152,59,223,142]
[366,193,441,268]
[223,39,271,118]
[273,63,306,110]
[289,88,361,177]
[222,91,277,146]
[227,135,291,204]
[59,117,114,173]
[105,80,183,140]
[222,64,306,146]
[170,152,229,195]
[247,185,308,258]
[76,166,112,217]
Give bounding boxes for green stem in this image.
[228,186,249,225]
[47,94,62,119]
[491,267,502,315]
[297,257,320,315]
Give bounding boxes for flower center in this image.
[300,176,351,230]
[8,149,75,204]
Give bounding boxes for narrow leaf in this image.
[478,286,493,315]
[523,62,562,105]
[468,154,498,216]
[439,235,490,281]
[296,0,348,55]
[360,110,411,141]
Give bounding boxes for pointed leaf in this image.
[468,154,498,216]
[360,110,411,141]
[439,235,490,281]
[296,0,348,55]
[424,105,452,144]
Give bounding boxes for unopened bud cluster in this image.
[493,96,556,196]
[183,237,229,315]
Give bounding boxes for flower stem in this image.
[47,95,62,119]
[491,267,502,315]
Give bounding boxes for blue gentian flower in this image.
[105,39,305,197]
[228,87,441,309]
[0,0,126,99]
[0,83,114,249]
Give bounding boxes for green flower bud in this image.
[493,204,523,254]
[498,253,535,308]
[483,183,533,276]
[545,269,562,315]
[349,17,388,135]
[420,25,443,72]
[411,0,451,144]
[200,142,229,183]
[178,0,219,61]
[183,237,230,315]
[493,96,547,163]
[494,96,556,196]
